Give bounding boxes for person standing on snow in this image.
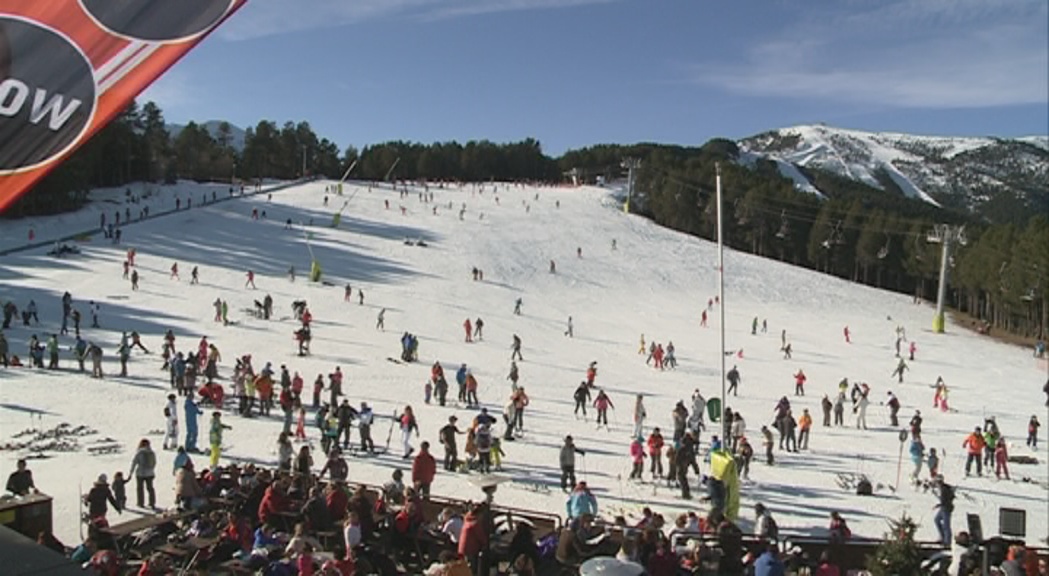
[357,402,375,454]
[573,381,591,419]
[629,436,645,480]
[727,365,741,396]
[932,477,955,547]
[821,395,833,427]
[245,270,256,289]
[513,298,522,315]
[632,394,646,438]
[559,436,586,492]
[398,405,419,459]
[761,426,774,465]
[793,369,807,396]
[184,391,203,452]
[439,416,463,471]
[843,325,850,343]
[593,390,614,428]
[1028,416,1041,449]
[456,363,468,404]
[891,358,908,383]
[797,409,812,450]
[463,318,472,343]
[163,394,179,450]
[128,439,157,509]
[885,392,901,427]
[474,318,484,341]
[647,428,664,479]
[209,412,231,468]
[855,392,870,430]
[376,308,386,331]
[963,427,985,477]
[832,393,845,427]
[46,334,59,370]
[510,334,523,361]
[909,436,925,481]
[170,263,179,281]
[565,317,573,338]
[994,437,1010,480]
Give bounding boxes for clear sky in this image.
[143,0,1049,155]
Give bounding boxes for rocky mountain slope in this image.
[738,124,1048,220]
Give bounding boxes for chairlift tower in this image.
[621,158,641,214]
[927,224,967,333]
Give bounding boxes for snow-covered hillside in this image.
[1,180,1046,550]
[738,125,1049,213]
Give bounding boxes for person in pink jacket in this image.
[593,390,614,427]
[629,436,646,480]
[994,437,1010,480]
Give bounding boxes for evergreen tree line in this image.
[8,102,559,217]
[8,103,1046,339]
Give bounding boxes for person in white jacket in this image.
[633,394,647,439]
[730,413,746,453]
[856,393,870,430]
[163,394,179,450]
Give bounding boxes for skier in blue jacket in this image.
[184,391,203,452]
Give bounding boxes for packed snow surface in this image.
[1,180,1046,547]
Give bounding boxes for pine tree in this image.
[868,513,923,576]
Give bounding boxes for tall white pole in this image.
[716,163,727,439]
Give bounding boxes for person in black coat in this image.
[85,475,120,521]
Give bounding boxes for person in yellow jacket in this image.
[797,409,813,450]
[209,412,231,468]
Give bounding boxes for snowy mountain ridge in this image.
[738,124,1049,215]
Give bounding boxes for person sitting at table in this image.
[325,481,349,524]
[438,507,464,544]
[213,510,253,560]
[348,486,376,539]
[301,486,333,532]
[137,551,172,575]
[5,458,37,495]
[258,478,289,528]
[555,513,599,567]
[343,510,363,552]
[382,470,406,507]
[246,524,282,570]
[284,522,322,560]
[508,521,539,571]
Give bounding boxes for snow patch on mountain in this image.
[738,125,1048,213]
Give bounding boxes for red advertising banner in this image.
[0,0,247,214]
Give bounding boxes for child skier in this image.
[593,390,614,428]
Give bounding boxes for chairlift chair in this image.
[877,234,890,260]
[775,210,790,239]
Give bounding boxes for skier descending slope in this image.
[573,381,591,419]
[593,389,614,429]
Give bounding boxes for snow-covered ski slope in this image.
[1,180,1046,546]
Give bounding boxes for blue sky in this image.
[144,0,1049,155]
